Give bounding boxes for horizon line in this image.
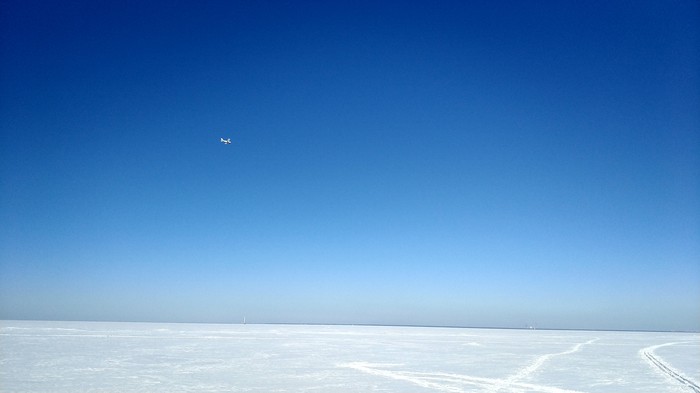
[2,318,698,334]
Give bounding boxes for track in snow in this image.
[504,338,599,384]
[341,362,588,393]
[641,343,700,393]
[341,338,599,393]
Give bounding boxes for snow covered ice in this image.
[1,320,698,393]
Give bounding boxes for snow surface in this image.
[1,320,698,393]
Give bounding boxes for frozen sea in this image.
[1,320,698,393]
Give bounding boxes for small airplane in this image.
[220,137,231,145]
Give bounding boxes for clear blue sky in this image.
[1,1,698,331]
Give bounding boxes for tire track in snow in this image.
[640,342,700,393]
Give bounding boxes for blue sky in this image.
[1,1,698,331]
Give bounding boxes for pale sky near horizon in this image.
[1,1,699,331]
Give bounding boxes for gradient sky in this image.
[1,1,699,331]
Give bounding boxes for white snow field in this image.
[1,321,698,393]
